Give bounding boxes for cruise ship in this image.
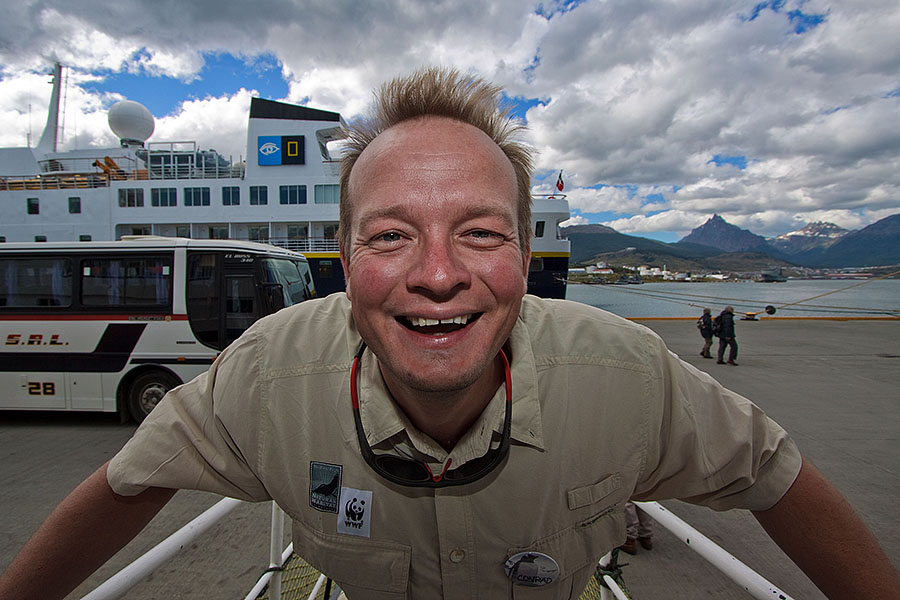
[0,64,570,298]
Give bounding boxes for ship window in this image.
[223,186,240,206]
[79,235,92,242]
[279,185,307,205]
[69,197,81,214]
[208,226,228,239]
[314,184,340,204]
[35,236,48,242]
[151,188,177,207]
[250,186,268,205]
[184,187,211,206]
[318,259,334,279]
[249,225,269,241]
[287,224,308,239]
[534,221,545,238]
[176,226,191,238]
[118,189,144,207]
[27,198,39,215]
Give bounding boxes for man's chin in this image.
[381,358,488,396]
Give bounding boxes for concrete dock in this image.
[1,319,898,599]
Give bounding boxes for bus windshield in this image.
[262,258,316,306]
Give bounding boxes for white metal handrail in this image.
[80,497,242,600]
[634,501,794,600]
[77,498,795,599]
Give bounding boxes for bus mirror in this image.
[259,282,285,312]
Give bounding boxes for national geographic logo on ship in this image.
[257,135,305,165]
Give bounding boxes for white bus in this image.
[0,236,316,421]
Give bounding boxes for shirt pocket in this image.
[292,518,411,599]
[507,473,625,600]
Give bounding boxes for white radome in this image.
[108,100,155,142]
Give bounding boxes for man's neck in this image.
[380,355,505,452]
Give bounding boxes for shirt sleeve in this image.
[632,329,802,512]
[107,324,271,502]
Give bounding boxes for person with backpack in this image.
[697,307,714,358]
[716,305,738,365]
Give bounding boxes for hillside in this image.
[566,213,900,270]
[795,213,900,267]
[680,214,770,252]
[562,225,719,264]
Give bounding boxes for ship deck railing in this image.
[77,500,795,600]
[265,238,341,253]
[1,163,246,191]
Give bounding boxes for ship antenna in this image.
[36,62,63,154]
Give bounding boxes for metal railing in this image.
[0,159,245,191]
[265,238,340,253]
[76,499,796,600]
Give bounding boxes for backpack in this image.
[711,315,722,337]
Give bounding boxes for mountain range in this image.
[564,213,900,270]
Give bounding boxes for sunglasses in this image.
[351,341,512,488]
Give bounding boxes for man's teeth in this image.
[409,314,472,327]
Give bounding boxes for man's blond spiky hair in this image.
[338,67,534,254]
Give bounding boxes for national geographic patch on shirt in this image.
[309,462,342,513]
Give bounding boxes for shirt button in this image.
[449,548,466,563]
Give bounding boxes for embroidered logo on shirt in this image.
[337,487,372,538]
[309,462,342,513]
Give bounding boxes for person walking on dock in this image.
[697,307,714,358]
[716,305,739,365]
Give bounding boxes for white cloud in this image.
[1,0,898,238]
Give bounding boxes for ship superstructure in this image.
[0,64,569,297]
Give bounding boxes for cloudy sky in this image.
[1,0,898,242]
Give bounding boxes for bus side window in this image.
[0,258,72,308]
[81,257,171,308]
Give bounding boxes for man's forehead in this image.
[351,117,516,187]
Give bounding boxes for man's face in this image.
[341,116,529,395]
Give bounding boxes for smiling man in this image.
[342,114,528,449]
[2,67,899,599]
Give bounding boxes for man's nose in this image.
[406,235,471,296]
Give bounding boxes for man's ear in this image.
[521,247,531,295]
[339,243,351,300]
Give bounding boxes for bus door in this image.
[186,251,270,351]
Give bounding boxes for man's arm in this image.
[0,460,175,600]
[753,457,900,599]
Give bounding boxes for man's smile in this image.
[399,313,482,335]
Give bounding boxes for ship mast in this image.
[35,62,62,154]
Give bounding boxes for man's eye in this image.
[375,231,402,243]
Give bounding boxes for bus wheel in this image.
[127,371,179,423]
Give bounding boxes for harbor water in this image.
[565,279,900,319]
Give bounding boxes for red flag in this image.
[556,170,564,192]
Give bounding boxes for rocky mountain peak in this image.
[679,214,769,252]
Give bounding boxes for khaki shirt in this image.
[108,293,801,598]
